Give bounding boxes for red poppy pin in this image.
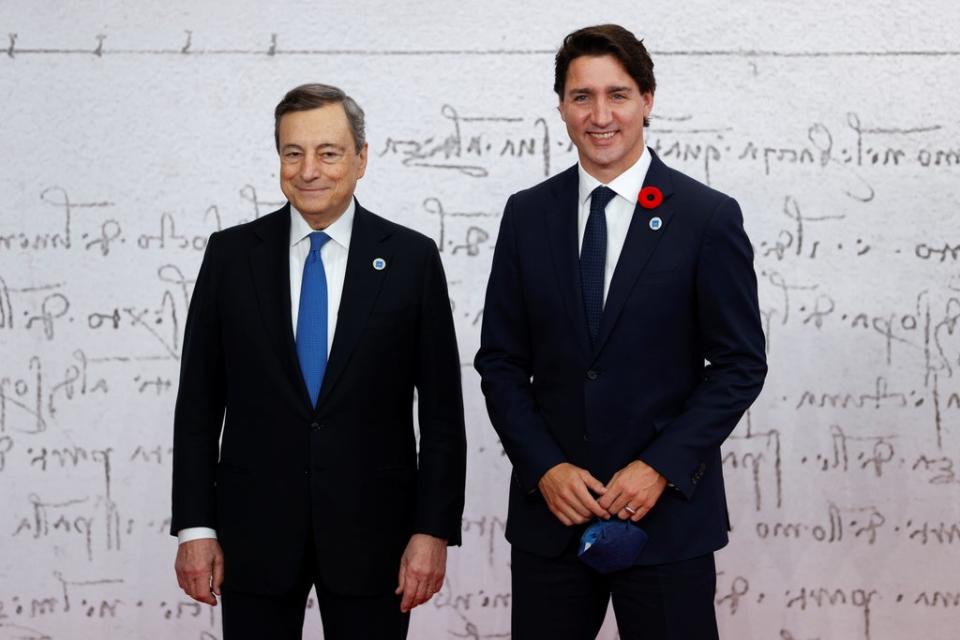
[638,186,663,209]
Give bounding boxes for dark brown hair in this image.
[273,83,366,152]
[554,24,656,126]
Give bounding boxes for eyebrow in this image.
[569,85,635,95]
[281,142,346,152]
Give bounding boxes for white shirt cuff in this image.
[177,527,218,544]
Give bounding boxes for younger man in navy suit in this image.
[475,25,767,639]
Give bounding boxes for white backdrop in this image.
[2,1,959,638]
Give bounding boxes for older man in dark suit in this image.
[475,25,767,639]
[171,83,466,640]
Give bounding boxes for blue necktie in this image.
[296,231,332,407]
[581,186,615,342]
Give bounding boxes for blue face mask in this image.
[577,519,648,574]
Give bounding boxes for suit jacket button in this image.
[586,370,599,381]
[310,421,321,431]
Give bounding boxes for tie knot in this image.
[308,231,331,252]
[591,186,616,212]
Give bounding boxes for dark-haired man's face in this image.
[558,54,653,183]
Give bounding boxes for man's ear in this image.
[642,92,655,119]
[356,143,369,179]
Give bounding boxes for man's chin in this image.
[293,200,332,216]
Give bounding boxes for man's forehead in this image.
[565,54,636,87]
[278,105,351,141]
[279,104,349,128]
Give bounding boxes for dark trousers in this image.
[221,538,409,640]
[511,542,719,640]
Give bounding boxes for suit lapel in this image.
[315,203,393,409]
[248,205,314,410]
[593,150,676,358]
[546,165,592,358]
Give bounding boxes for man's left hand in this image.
[395,533,447,613]
[598,460,668,521]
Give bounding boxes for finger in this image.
[572,483,610,520]
[400,575,419,612]
[597,483,620,511]
[212,555,224,596]
[580,470,607,495]
[606,490,635,515]
[555,503,579,525]
[566,498,592,519]
[426,571,444,597]
[560,489,593,518]
[190,579,216,605]
[630,508,645,522]
[413,577,430,608]
[199,577,217,606]
[551,507,573,526]
[562,505,588,525]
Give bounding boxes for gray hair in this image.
[273,83,366,152]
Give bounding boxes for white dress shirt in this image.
[577,148,652,304]
[178,202,355,544]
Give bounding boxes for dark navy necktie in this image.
[581,186,615,342]
[296,231,332,407]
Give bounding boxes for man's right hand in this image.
[537,463,609,526]
[175,538,224,606]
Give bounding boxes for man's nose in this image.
[300,154,321,180]
[591,97,613,126]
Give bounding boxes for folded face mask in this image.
[577,520,648,574]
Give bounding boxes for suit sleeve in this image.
[413,243,467,545]
[474,197,568,493]
[639,197,768,498]
[170,232,227,535]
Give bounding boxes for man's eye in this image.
[284,152,301,159]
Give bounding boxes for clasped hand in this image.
[537,461,667,526]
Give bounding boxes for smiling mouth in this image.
[588,131,617,140]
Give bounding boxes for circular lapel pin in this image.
[649,217,663,231]
[372,257,386,271]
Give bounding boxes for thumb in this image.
[212,553,224,596]
[395,561,406,595]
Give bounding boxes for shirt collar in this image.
[289,198,355,250]
[577,146,652,207]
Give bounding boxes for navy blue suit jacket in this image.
[475,150,767,564]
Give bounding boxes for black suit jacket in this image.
[171,202,466,596]
[475,150,767,564]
